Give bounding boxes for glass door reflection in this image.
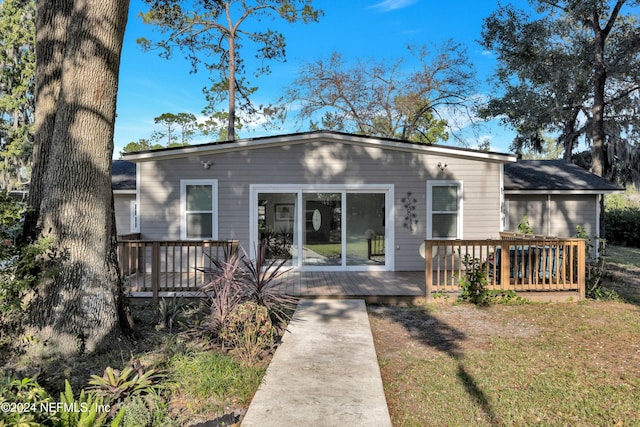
[303,193,341,266]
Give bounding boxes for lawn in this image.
[370,301,640,426]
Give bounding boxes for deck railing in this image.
[425,235,586,300]
[117,238,239,301]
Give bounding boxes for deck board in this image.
[127,270,425,302]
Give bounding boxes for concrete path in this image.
[241,299,392,427]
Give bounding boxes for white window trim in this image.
[427,180,463,239]
[180,179,218,240]
[249,184,394,271]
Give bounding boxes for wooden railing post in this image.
[577,239,586,299]
[500,240,510,290]
[425,240,433,301]
[151,241,160,303]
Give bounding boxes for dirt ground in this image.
[368,303,539,360]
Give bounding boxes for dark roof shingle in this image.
[504,160,623,192]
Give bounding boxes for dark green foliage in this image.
[605,206,640,248]
[156,295,190,332]
[0,191,59,354]
[576,226,619,300]
[457,254,490,306]
[0,375,55,425]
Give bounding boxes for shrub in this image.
[605,206,640,247]
[239,243,298,324]
[517,215,533,234]
[0,375,55,426]
[219,301,276,365]
[0,191,62,355]
[457,254,490,305]
[576,226,618,300]
[200,249,245,336]
[200,242,297,351]
[157,295,190,332]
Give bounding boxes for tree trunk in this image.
[227,32,236,141]
[24,0,70,239]
[28,0,131,355]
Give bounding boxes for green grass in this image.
[167,349,265,416]
[605,244,640,269]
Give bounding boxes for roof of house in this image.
[121,130,517,163]
[504,160,623,194]
[112,160,136,191]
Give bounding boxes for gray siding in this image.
[507,194,598,238]
[138,140,504,270]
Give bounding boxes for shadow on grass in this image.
[373,305,502,425]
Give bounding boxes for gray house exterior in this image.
[116,131,621,271]
[504,160,623,244]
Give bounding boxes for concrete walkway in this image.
[241,299,392,427]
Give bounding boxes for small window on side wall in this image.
[427,181,462,239]
[181,180,218,240]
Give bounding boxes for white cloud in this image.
[371,0,418,12]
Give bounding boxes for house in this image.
[504,160,623,251]
[114,131,622,273]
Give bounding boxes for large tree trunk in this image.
[28,0,131,356]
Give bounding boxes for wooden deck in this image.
[126,270,426,304]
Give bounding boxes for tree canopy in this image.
[481,0,640,184]
[285,42,478,144]
[0,0,35,192]
[138,0,322,141]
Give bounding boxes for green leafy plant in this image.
[0,191,66,357]
[58,380,123,427]
[87,361,162,405]
[0,375,55,426]
[457,254,490,305]
[517,215,533,234]
[157,295,189,332]
[260,229,293,260]
[219,301,276,365]
[576,226,618,300]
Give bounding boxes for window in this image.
[181,180,218,240]
[427,181,462,239]
[129,201,139,233]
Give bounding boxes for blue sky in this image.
[114,0,518,156]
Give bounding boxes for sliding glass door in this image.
[346,193,385,266]
[303,193,342,266]
[252,186,392,270]
[257,193,297,265]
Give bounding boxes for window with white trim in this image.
[181,180,218,240]
[427,181,462,239]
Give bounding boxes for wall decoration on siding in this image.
[401,192,418,233]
